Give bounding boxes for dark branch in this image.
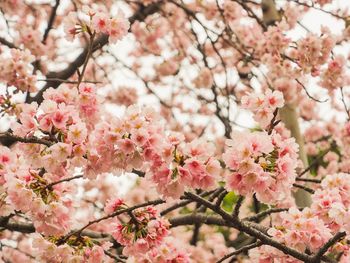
[292,183,315,194]
[312,231,346,262]
[42,0,61,43]
[0,37,17,49]
[243,208,289,222]
[44,175,83,189]
[0,132,53,147]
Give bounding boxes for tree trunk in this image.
[262,0,311,207]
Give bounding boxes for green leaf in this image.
[222,191,239,212]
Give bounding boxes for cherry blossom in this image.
[1,0,350,262]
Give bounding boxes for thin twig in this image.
[243,208,289,222]
[295,177,321,183]
[296,79,328,103]
[44,175,83,189]
[37,78,102,84]
[340,87,350,121]
[298,141,336,178]
[292,183,315,194]
[216,241,263,263]
[42,0,60,43]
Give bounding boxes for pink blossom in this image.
[104,198,125,214]
[0,49,37,92]
[63,12,78,42]
[117,139,135,154]
[92,13,110,34]
[51,109,69,130]
[67,122,87,144]
[49,143,72,162]
[242,90,285,129]
[108,11,130,43]
[38,114,53,132]
[112,207,170,257]
[84,245,105,263]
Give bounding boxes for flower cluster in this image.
[4,168,72,236]
[223,131,299,204]
[104,197,125,214]
[264,26,290,54]
[319,55,347,91]
[250,173,350,262]
[147,136,221,199]
[288,29,335,74]
[76,84,100,124]
[223,0,242,22]
[188,226,236,262]
[0,86,101,236]
[9,112,77,183]
[64,8,129,43]
[0,49,37,92]
[3,1,350,262]
[250,207,334,262]
[131,20,166,55]
[106,86,138,107]
[11,84,100,167]
[17,27,47,57]
[311,173,350,233]
[112,206,170,256]
[0,146,16,185]
[87,105,221,198]
[32,234,111,263]
[242,90,284,129]
[133,236,190,262]
[85,105,160,178]
[269,208,333,252]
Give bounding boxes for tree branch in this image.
[27,2,161,105]
[292,183,315,194]
[42,0,60,44]
[312,231,346,262]
[44,175,83,189]
[0,132,53,147]
[243,208,289,222]
[169,214,227,228]
[0,37,17,49]
[184,192,314,262]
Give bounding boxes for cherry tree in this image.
[1,0,350,262]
